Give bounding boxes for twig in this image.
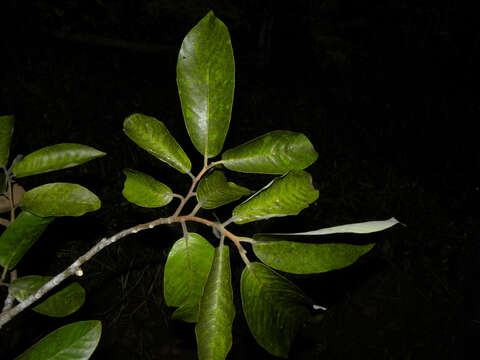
[1,270,17,312]
[179,215,250,266]
[0,218,9,227]
[0,217,171,328]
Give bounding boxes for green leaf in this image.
[253,235,375,274]
[177,11,235,158]
[241,262,312,358]
[123,113,191,174]
[12,143,106,178]
[195,244,235,360]
[164,233,215,323]
[196,170,251,209]
[0,211,54,269]
[222,130,318,174]
[9,275,86,317]
[232,170,318,224]
[122,169,173,208]
[261,217,400,236]
[21,182,101,217]
[15,320,101,360]
[0,114,14,167]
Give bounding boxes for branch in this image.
[0,217,171,329]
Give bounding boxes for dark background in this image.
[0,0,476,359]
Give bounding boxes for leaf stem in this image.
[173,162,215,217]
[178,215,250,266]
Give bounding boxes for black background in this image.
[0,0,475,359]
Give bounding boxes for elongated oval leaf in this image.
[253,235,375,274]
[21,182,101,217]
[241,262,312,358]
[164,233,215,322]
[196,170,251,209]
[0,211,54,269]
[12,143,106,178]
[0,114,14,167]
[9,275,86,317]
[122,169,173,208]
[177,11,235,158]
[15,320,101,360]
[195,244,235,360]
[123,113,191,173]
[232,170,318,224]
[222,130,318,174]
[261,217,400,236]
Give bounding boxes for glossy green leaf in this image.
[164,233,215,322]
[9,275,86,317]
[262,217,400,236]
[21,182,101,217]
[196,170,251,209]
[123,113,191,173]
[241,262,312,358]
[232,170,318,224]
[222,130,318,174]
[12,143,106,178]
[253,235,375,274]
[122,169,173,208]
[0,114,14,167]
[15,320,101,360]
[177,11,235,158]
[0,211,54,269]
[195,244,235,360]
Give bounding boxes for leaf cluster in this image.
[0,11,400,360]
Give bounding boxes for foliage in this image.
[0,11,400,360]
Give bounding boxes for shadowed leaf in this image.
[0,211,54,269]
[0,115,14,167]
[15,320,101,360]
[10,275,86,317]
[241,262,312,358]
